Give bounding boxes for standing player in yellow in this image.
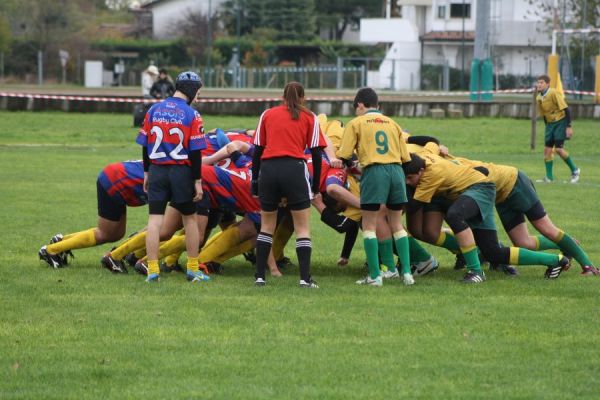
[536,75,580,183]
[338,88,413,286]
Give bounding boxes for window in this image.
[450,3,471,18]
[437,5,446,19]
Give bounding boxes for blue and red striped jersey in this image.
[136,97,206,165]
[97,161,147,207]
[202,161,261,223]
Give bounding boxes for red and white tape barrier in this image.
[0,88,597,103]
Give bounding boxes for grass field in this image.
[1,111,599,399]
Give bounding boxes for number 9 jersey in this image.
[136,97,206,165]
[337,110,410,167]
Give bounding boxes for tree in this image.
[0,15,11,54]
[169,10,210,67]
[221,0,318,42]
[315,1,383,40]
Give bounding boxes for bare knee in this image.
[96,228,124,244]
[511,235,537,250]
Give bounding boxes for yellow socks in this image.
[110,231,147,260]
[47,228,96,255]
[157,234,186,260]
[147,260,160,275]
[214,239,254,264]
[199,225,241,263]
[187,256,199,273]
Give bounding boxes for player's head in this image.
[353,87,378,116]
[283,81,306,120]
[175,71,203,104]
[536,75,550,91]
[402,153,425,187]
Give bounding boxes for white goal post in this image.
[551,28,600,54]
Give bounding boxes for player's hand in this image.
[143,174,149,193]
[193,180,203,202]
[439,145,449,156]
[566,126,573,139]
[251,180,259,198]
[337,257,349,266]
[330,158,343,169]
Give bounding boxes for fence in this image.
[197,65,366,90]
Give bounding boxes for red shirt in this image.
[253,105,326,159]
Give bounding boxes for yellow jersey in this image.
[454,158,518,204]
[322,119,344,150]
[536,88,568,123]
[338,110,410,167]
[413,154,489,203]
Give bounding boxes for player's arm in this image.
[142,146,150,192]
[189,149,203,201]
[564,107,573,138]
[407,135,440,146]
[554,92,573,137]
[310,147,323,195]
[251,146,264,196]
[322,135,343,168]
[203,140,251,165]
[326,184,360,209]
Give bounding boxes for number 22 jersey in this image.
[136,97,206,166]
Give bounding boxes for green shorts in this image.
[360,164,407,205]
[496,171,541,230]
[544,118,568,147]
[461,182,497,230]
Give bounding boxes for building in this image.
[362,0,552,90]
[137,0,225,39]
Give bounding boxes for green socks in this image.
[461,246,482,273]
[513,248,559,266]
[363,233,380,279]
[555,231,593,267]
[378,239,397,273]
[435,231,460,253]
[409,236,432,263]
[393,231,410,275]
[535,235,560,251]
[544,159,554,180]
[560,154,578,173]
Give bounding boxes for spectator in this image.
[141,65,159,98]
[150,68,176,99]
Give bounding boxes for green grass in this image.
[1,111,600,399]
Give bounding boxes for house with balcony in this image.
[363,0,552,90]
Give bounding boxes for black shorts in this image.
[97,180,125,222]
[148,164,195,215]
[258,157,311,212]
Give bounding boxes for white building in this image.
[363,0,552,90]
[140,0,225,39]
